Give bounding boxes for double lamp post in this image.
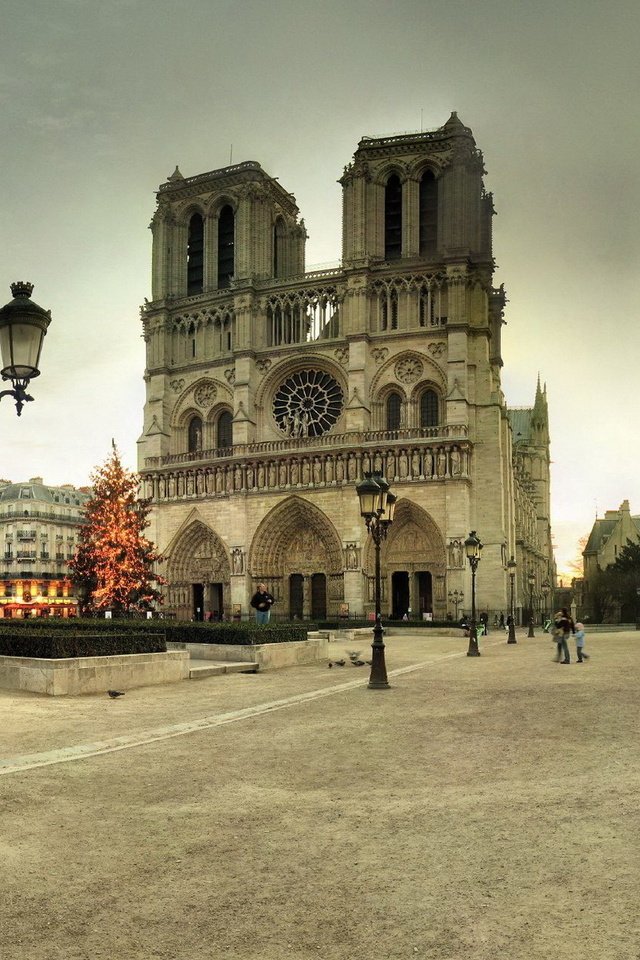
[0,282,51,414]
[355,472,396,690]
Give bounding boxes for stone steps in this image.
[188,660,259,679]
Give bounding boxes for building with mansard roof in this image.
[0,477,90,618]
[138,112,555,623]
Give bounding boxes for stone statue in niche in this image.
[324,456,334,483]
[246,464,255,489]
[373,452,382,473]
[158,476,166,498]
[234,465,243,490]
[437,448,447,478]
[232,548,244,575]
[196,472,204,494]
[206,471,214,494]
[290,459,299,485]
[177,474,185,496]
[268,462,277,488]
[362,452,371,474]
[225,467,233,493]
[335,456,344,482]
[424,451,433,479]
[411,450,421,477]
[301,459,311,484]
[345,543,358,570]
[449,539,463,568]
[257,464,265,488]
[347,453,357,481]
[398,450,409,479]
[215,468,224,493]
[279,461,288,486]
[313,457,322,484]
[186,474,194,496]
[450,446,462,476]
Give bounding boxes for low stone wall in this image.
[172,636,328,670]
[0,650,190,696]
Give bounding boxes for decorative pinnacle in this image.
[10,281,34,298]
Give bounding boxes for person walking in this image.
[575,622,590,662]
[552,607,574,663]
[250,583,275,624]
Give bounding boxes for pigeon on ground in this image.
[334,659,346,666]
[352,660,366,667]
[107,690,125,698]
[328,662,333,668]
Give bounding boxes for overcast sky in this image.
[1,0,639,577]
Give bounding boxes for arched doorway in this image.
[365,500,446,619]
[250,497,343,619]
[165,520,231,621]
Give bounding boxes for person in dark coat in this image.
[250,583,275,624]
[553,607,575,663]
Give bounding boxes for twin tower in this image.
[138,113,552,624]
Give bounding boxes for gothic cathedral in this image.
[138,113,554,622]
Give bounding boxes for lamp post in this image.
[527,569,536,637]
[507,555,517,643]
[541,578,551,626]
[355,472,396,689]
[464,531,482,656]
[0,282,52,415]
[448,589,464,620]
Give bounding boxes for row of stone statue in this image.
[145,445,469,500]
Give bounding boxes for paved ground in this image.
[1,628,638,960]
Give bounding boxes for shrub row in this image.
[0,619,313,649]
[164,621,311,645]
[0,633,166,660]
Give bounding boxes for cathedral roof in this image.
[508,408,533,443]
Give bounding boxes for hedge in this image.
[163,621,312,645]
[0,633,166,659]
[0,619,313,648]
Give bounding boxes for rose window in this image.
[273,370,343,438]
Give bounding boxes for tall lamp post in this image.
[527,569,536,637]
[0,282,52,415]
[448,589,464,620]
[464,531,482,656]
[541,578,551,626]
[507,555,517,643]
[356,472,396,689]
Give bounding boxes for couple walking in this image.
[553,608,589,663]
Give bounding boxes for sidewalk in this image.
[2,630,638,960]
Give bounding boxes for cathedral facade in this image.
[138,113,554,622]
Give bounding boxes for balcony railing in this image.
[144,425,467,470]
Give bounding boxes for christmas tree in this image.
[69,443,166,614]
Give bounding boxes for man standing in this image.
[250,583,275,624]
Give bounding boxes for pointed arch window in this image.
[420,389,439,428]
[273,217,286,278]
[217,410,233,449]
[187,214,204,295]
[218,205,234,289]
[419,170,438,256]
[384,174,402,260]
[386,392,402,432]
[188,415,203,453]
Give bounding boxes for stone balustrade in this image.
[141,433,471,503]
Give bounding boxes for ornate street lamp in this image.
[507,554,517,644]
[464,530,482,656]
[448,589,464,620]
[527,569,536,637]
[0,282,52,416]
[356,472,396,689]
[541,578,551,625]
